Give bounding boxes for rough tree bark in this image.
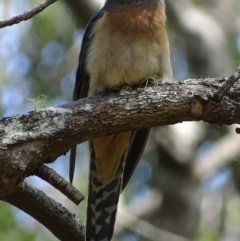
[0,76,240,240]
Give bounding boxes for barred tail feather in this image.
[86,154,125,241]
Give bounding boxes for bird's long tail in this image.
[86,145,126,241]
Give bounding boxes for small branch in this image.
[2,182,85,241]
[214,67,240,102]
[34,165,85,205]
[0,0,57,28]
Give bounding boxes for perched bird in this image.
[70,0,172,240]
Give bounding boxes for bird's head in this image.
[103,0,165,11]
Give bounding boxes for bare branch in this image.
[34,165,85,205]
[1,77,240,198]
[2,182,85,241]
[0,0,57,28]
[0,71,240,240]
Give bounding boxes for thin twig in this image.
[0,0,57,28]
[34,165,85,205]
[214,67,240,102]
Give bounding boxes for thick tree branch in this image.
[2,182,85,241]
[0,74,240,240]
[0,0,57,28]
[1,77,240,198]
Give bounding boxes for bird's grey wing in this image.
[69,11,105,183]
